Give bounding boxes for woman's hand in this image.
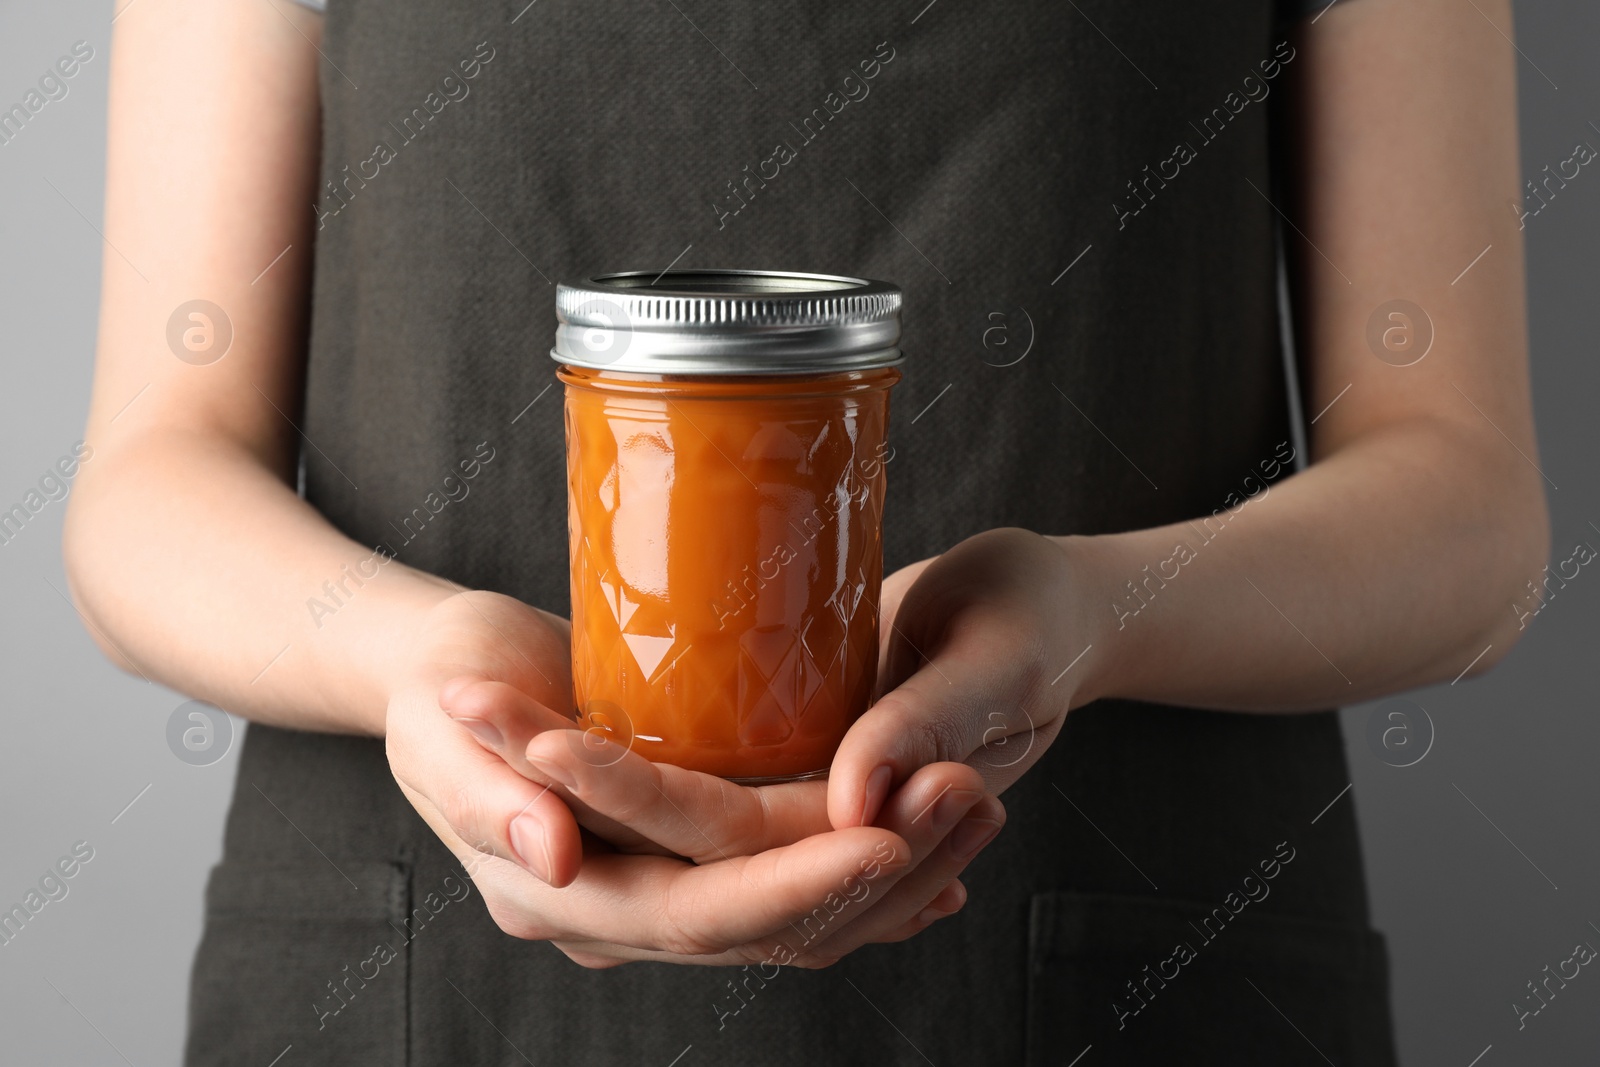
[387,590,1004,968]
[468,734,1000,969]
[829,528,1098,829]
[384,590,587,885]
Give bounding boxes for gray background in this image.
[1,2,1595,1064]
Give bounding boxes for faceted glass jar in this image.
[559,364,899,781]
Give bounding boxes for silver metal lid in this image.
[551,269,903,375]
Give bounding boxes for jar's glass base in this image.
[725,766,829,786]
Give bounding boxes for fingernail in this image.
[509,811,552,883]
[916,882,967,925]
[861,765,893,826]
[450,717,503,748]
[950,817,1002,860]
[527,755,577,792]
[929,788,984,832]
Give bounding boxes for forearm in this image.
[1063,420,1546,713]
[59,1,462,735]
[64,431,458,735]
[1053,0,1550,715]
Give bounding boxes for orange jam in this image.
[559,365,899,780]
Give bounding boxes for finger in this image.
[807,794,1003,960]
[826,650,999,829]
[388,688,584,887]
[732,762,984,963]
[546,940,740,968]
[496,825,911,957]
[924,878,968,921]
[548,879,967,970]
[556,883,960,966]
[439,678,576,771]
[782,765,992,959]
[540,771,994,969]
[445,679,844,863]
[871,879,969,945]
[835,601,1067,829]
[524,729,836,862]
[441,678,681,855]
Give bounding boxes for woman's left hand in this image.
[828,527,1100,830]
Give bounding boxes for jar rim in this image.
[550,269,903,375]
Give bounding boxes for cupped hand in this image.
[387,590,1004,969]
[384,589,587,886]
[469,740,1000,968]
[828,527,1098,830]
[441,676,1003,968]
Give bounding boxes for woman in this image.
[66,0,1545,1063]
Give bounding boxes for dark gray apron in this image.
[185,1,1398,1063]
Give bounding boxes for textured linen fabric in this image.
[184,2,1398,1064]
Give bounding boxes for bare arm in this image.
[830,0,1550,817]
[64,0,456,735]
[1076,0,1546,710]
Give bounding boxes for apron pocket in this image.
[1025,891,1397,1066]
[184,860,411,1067]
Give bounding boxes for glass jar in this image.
[552,270,903,781]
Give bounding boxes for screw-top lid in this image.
[551,269,903,375]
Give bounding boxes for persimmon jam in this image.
[559,364,899,780]
[550,269,904,780]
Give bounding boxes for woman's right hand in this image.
[385,590,1002,968]
[384,589,589,885]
